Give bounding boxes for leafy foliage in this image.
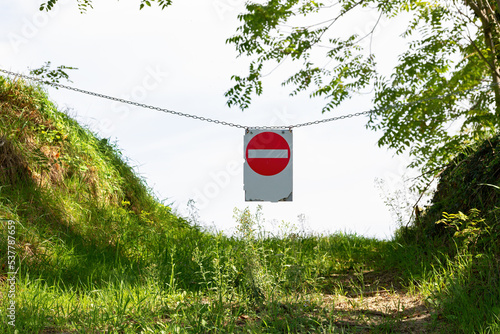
[226,0,500,177]
[39,0,172,12]
[29,61,78,87]
[40,0,94,12]
[436,209,489,252]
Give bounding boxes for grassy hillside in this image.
[419,134,500,244]
[0,76,202,332]
[404,133,500,332]
[0,77,499,333]
[0,76,190,285]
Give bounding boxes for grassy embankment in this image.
[0,77,499,333]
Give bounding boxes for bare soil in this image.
[319,270,445,333]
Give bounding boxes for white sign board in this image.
[244,129,293,202]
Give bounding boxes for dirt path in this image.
[318,270,443,333]
[327,291,433,333]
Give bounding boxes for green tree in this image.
[225,0,500,181]
[38,0,500,182]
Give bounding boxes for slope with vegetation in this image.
[0,77,499,333]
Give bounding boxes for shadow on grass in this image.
[224,299,441,334]
[0,136,141,290]
[5,181,142,288]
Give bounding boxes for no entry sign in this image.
[246,132,291,176]
[244,129,293,202]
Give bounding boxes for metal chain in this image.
[291,110,374,128]
[0,68,498,130]
[0,69,248,129]
[293,82,500,128]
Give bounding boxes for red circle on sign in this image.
[246,132,290,176]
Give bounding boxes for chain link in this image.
[1,68,498,130]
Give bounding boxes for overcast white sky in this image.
[1,0,419,239]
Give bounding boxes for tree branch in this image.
[313,0,365,48]
[466,0,489,22]
[467,34,500,78]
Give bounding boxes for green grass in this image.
[1,77,500,333]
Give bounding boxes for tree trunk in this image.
[483,21,500,120]
[465,0,500,121]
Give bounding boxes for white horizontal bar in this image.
[248,149,288,159]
